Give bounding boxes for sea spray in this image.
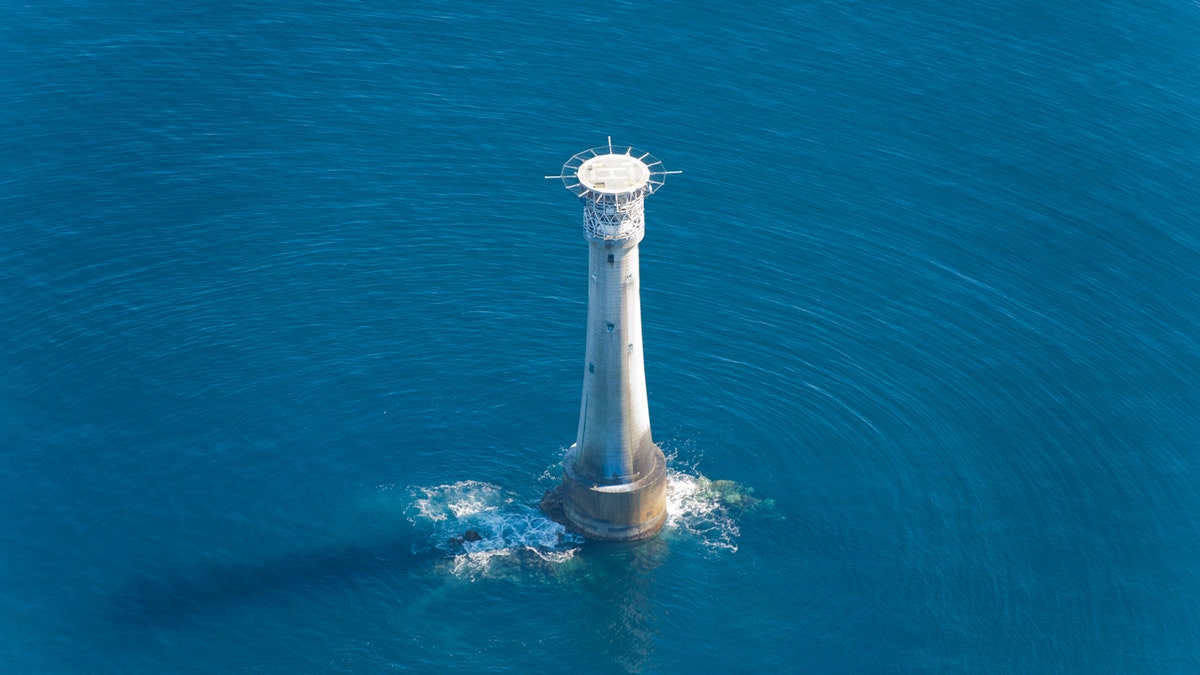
[404,481,582,579]
[399,467,773,578]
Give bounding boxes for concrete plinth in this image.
[562,442,667,541]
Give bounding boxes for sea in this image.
[3,1,1199,672]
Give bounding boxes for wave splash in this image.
[665,471,740,552]
[665,470,775,554]
[402,467,770,576]
[405,480,584,579]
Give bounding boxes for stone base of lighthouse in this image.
[559,444,668,541]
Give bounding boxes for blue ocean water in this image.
[4,0,1199,671]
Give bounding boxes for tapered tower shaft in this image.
[549,141,677,541]
[575,235,654,482]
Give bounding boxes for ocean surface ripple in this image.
[3,1,1199,672]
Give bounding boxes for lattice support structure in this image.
[583,196,645,242]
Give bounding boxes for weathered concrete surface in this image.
[562,440,667,540]
[560,205,668,540]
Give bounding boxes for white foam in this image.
[405,467,748,578]
[664,470,742,553]
[406,481,583,578]
[450,548,513,578]
[525,546,578,564]
[407,480,511,524]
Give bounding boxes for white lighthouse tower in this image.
[548,139,678,540]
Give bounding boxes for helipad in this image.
[576,154,651,193]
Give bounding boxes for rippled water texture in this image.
[3,1,1199,672]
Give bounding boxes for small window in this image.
[606,323,615,333]
[588,362,594,373]
[607,254,614,264]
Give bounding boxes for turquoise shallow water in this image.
[4,1,1200,671]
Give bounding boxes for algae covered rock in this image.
[691,475,780,519]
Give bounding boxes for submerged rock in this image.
[538,485,568,526]
[692,476,758,510]
[690,475,780,520]
[448,529,484,547]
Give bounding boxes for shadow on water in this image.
[109,531,428,626]
[568,537,671,673]
[105,471,763,657]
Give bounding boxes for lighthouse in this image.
[548,140,678,541]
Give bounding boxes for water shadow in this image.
[109,532,425,626]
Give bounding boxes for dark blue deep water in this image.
[4,1,1200,672]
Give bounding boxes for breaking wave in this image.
[405,480,583,579]
[665,470,743,553]
[399,464,770,577]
